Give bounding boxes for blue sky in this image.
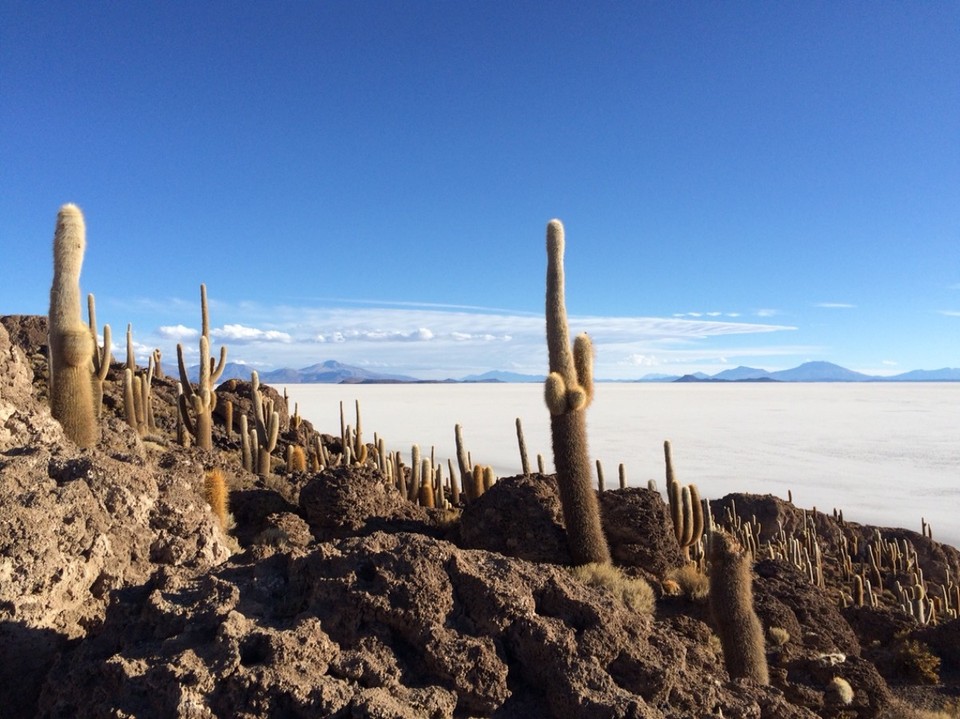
[2,2,958,380]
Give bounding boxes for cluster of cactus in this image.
[123,354,159,436]
[720,493,960,627]
[542,220,610,566]
[664,441,706,563]
[340,400,368,465]
[352,437,462,509]
[841,527,959,623]
[451,423,497,501]
[239,371,279,475]
[176,284,227,451]
[594,460,627,492]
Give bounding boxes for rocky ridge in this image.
[2,315,959,718]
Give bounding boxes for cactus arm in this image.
[573,333,594,407]
[178,390,195,438]
[545,219,576,388]
[544,373,568,416]
[123,369,138,430]
[125,324,136,372]
[454,423,472,489]
[97,324,112,381]
[87,294,112,380]
[252,371,267,446]
[176,343,195,399]
[210,345,227,384]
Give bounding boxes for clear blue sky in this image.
[2,1,958,379]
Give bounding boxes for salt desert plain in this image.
[283,381,960,550]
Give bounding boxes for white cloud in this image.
[882,360,899,366]
[212,324,293,343]
[135,299,801,379]
[814,302,856,309]
[939,310,960,317]
[332,327,436,342]
[626,354,660,367]
[157,324,199,340]
[755,309,779,317]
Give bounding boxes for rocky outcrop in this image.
[0,320,232,716]
[2,315,960,718]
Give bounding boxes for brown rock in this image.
[600,486,686,576]
[460,473,572,563]
[298,464,433,540]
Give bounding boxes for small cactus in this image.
[516,417,530,475]
[419,457,436,508]
[204,468,229,530]
[286,445,307,473]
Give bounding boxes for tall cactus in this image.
[664,440,705,562]
[176,284,226,451]
[177,336,216,449]
[86,293,112,418]
[709,530,769,684]
[543,219,611,566]
[251,371,279,476]
[48,204,98,448]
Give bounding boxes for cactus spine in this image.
[709,530,769,685]
[543,219,610,566]
[48,204,99,448]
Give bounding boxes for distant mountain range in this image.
[187,360,418,384]
[645,361,960,383]
[460,370,548,383]
[187,359,960,385]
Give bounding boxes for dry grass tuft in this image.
[571,563,656,615]
[768,626,790,647]
[877,700,958,719]
[826,676,854,706]
[664,563,710,601]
